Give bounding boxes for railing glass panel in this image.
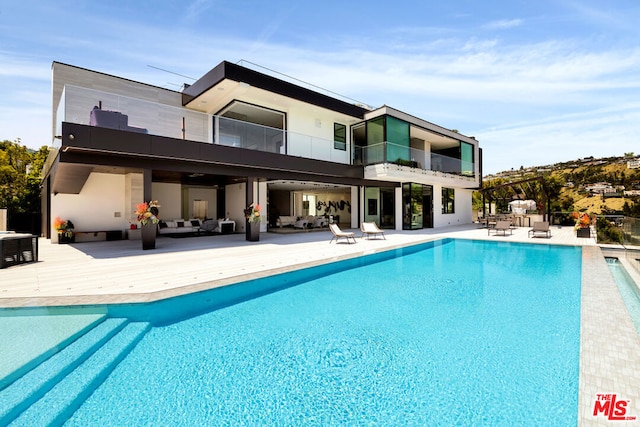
[57,85,211,147]
[357,142,476,179]
[218,116,284,154]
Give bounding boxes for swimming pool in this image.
[606,257,640,334]
[4,239,583,425]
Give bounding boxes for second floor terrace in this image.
[54,85,479,185]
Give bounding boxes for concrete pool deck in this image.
[1,223,639,425]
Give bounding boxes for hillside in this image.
[483,154,640,216]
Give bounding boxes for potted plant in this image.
[572,212,591,238]
[54,216,75,243]
[135,200,160,249]
[244,203,261,241]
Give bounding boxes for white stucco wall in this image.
[285,106,352,164]
[224,181,267,233]
[182,187,217,219]
[51,173,127,240]
[152,183,182,221]
[432,186,473,227]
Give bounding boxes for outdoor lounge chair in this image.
[488,220,512,236]
[360,222,386,240]
[329,223,356,244]
[528,221,551,238]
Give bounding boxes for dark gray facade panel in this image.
[182,61,368,118]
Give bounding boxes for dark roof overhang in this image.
[182,61,368,118]
[49,122,392,194]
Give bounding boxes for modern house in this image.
[42,60,482,242]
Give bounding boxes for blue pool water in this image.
[48,240,585,425]
[606,258,640,335]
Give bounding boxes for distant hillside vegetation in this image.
[480,154,640,217]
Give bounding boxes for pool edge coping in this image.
[579,245,640,425]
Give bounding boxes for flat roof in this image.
[182,61,369,118]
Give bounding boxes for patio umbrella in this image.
[508,199,537,210]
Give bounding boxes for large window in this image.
[461,142,474,177]
[385,116,410,164]
[442,187,455,214]
[402,183,424,230]
[334,123,346,150]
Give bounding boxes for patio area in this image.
[0,223,598,307]
[0,223,638,425]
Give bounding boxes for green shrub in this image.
[596,216,623,244]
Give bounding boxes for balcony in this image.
[356,142,477,184]
[56,85,350,164]
[216,116,350,163]
[55,85,212,147]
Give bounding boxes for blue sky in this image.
[1,0,639,174]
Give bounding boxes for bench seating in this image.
[158,219,202,235]
[74,230,124,242]
[277,216,297,228]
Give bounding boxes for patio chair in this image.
[360,222,386,240]
[329,223,356,244]
[488,220,512,236]
[528,221,551,238]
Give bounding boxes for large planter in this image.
[246,221,260,242]
[141,223,157,250]
[58,233,75,244]
[576,227,591,238]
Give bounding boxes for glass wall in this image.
[365,186,396,229]
[403,183,422,230]
[364,187,380,224]
[366,117,385,145]
[461,142,474,177]
[402,183,433,229]
[386,116,410,164]
[380,187,395,229]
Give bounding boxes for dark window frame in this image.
[334,123,347,150]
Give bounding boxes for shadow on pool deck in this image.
[0,224,598,307]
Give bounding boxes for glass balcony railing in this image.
[55,85,211,148]
[56,85,351,164]
[356,142,476,180]
[57,85,478,174]
[216,117,349,163]
[217,116,284,153]
[621,216,640,245]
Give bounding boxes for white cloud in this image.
[483,19,523,30]
[183,0,214,24]
[2,2,639,175]
[477,104,640,173]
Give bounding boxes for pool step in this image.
[4,320,150,427]
[0,317,127,425]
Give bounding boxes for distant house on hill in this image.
[628,159,640,169]
[584,182,613,195]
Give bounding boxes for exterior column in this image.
[143,169,152,202]
[246,177,256,241]
[246,177,255,205]
[125,173,143,226]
